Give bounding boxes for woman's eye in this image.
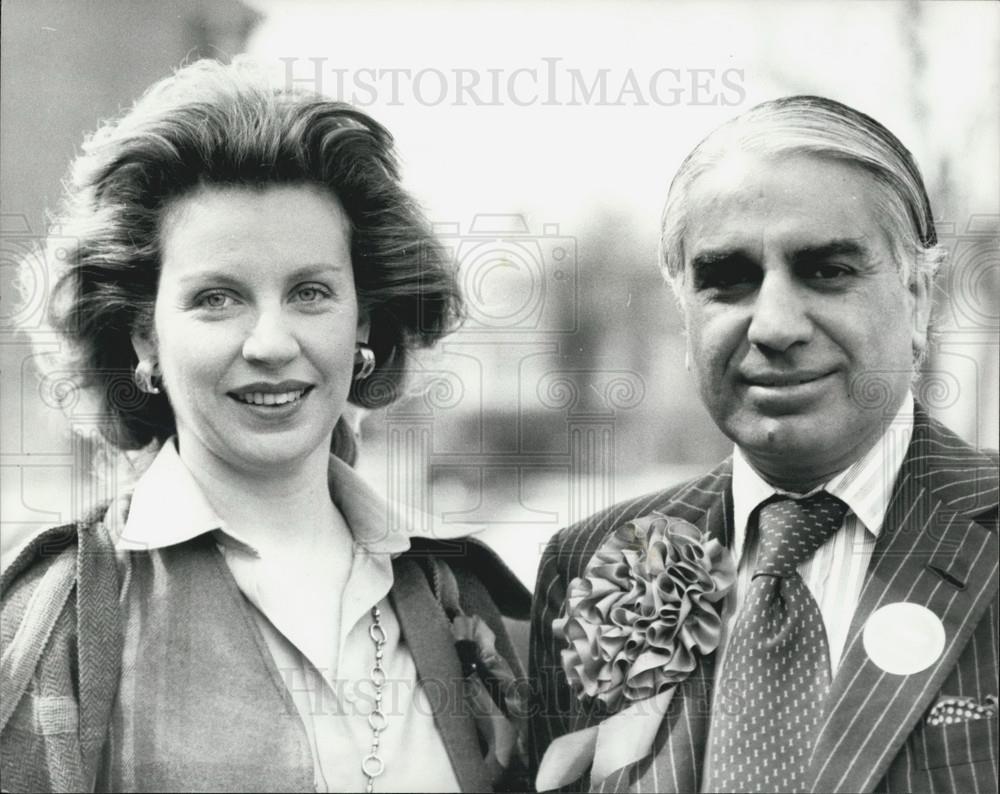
[195,291,236,309]
[294,284,332,303]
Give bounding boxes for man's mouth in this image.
[742,371,832,388]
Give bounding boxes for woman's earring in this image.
[135,359,162,394]
[353,344,376,381]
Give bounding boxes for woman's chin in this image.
[195,429,332,476]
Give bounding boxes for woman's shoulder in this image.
[404,535,530,621]
[2,522,84,617]
[2,506,115,593]
[0,511,122,791]
[400,536,531,687]
[1,509,118,648]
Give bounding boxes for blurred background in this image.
[2,0,998,585]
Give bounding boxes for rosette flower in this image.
[554,514,736,713]
[451,615,529,790]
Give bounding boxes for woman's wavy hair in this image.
[34,57,463,464]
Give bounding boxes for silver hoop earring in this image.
[135,359,162,394]
[353,344,376,381]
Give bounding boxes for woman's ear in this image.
[131,329,157,363]
[356,311,371,346]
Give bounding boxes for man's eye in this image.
[803,264,851,280]
[696,262,760,292]
[713,272,756,288]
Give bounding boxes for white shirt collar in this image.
[115,437,474,554]
[730,392,915,562]
[114,439,479,688]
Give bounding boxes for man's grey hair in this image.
[660,95,946,298]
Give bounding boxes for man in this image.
[530,96,998,793]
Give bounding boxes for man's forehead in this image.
[687,149,879,197]
[681,152,889,255]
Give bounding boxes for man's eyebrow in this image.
[790,240,869,265]
[688,239,871,275]
[689,249,755,271]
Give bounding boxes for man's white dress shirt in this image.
[721,392,915,675]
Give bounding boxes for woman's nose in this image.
[241,310,301,366]
[746,271,813,353]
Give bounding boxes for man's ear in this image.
[909,270,933,356]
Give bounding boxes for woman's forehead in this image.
[158,184,353,282]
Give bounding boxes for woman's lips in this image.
[233,389,305,406]
[227,385,314,416]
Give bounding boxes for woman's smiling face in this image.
[134,183,364,475]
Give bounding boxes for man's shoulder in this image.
[920,410,998,464]
[917,412,999,527]
[543,458,733,578]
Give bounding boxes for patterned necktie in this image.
[704,491,848,793]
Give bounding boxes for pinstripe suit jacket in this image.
[529,410,998,793]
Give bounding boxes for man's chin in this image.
[729,406,894,489]
[726,413,846,479]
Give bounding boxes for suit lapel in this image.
[808,412,1000,793]
[599,652,717,793]
[594,464,733,792]
[390,557,493,793]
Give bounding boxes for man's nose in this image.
[242,309,301,365]
[746,271,813,353]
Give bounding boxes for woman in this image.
[1,58,529,793]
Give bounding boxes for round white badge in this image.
[863,603,946,675]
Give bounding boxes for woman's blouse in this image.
[116,440,463,792]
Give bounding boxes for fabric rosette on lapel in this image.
[537,514,736,791]
[451,614,530,790]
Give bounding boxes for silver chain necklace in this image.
[362,605,388,792]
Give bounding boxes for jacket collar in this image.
[807,406,999,792]
[730,392,915,560]
[391,557,496,792]
[114,439,504,791]
[582,408,997,793]
[581,457,734,793]
[114,438,474,555]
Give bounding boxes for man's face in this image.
[679,152,929,488]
